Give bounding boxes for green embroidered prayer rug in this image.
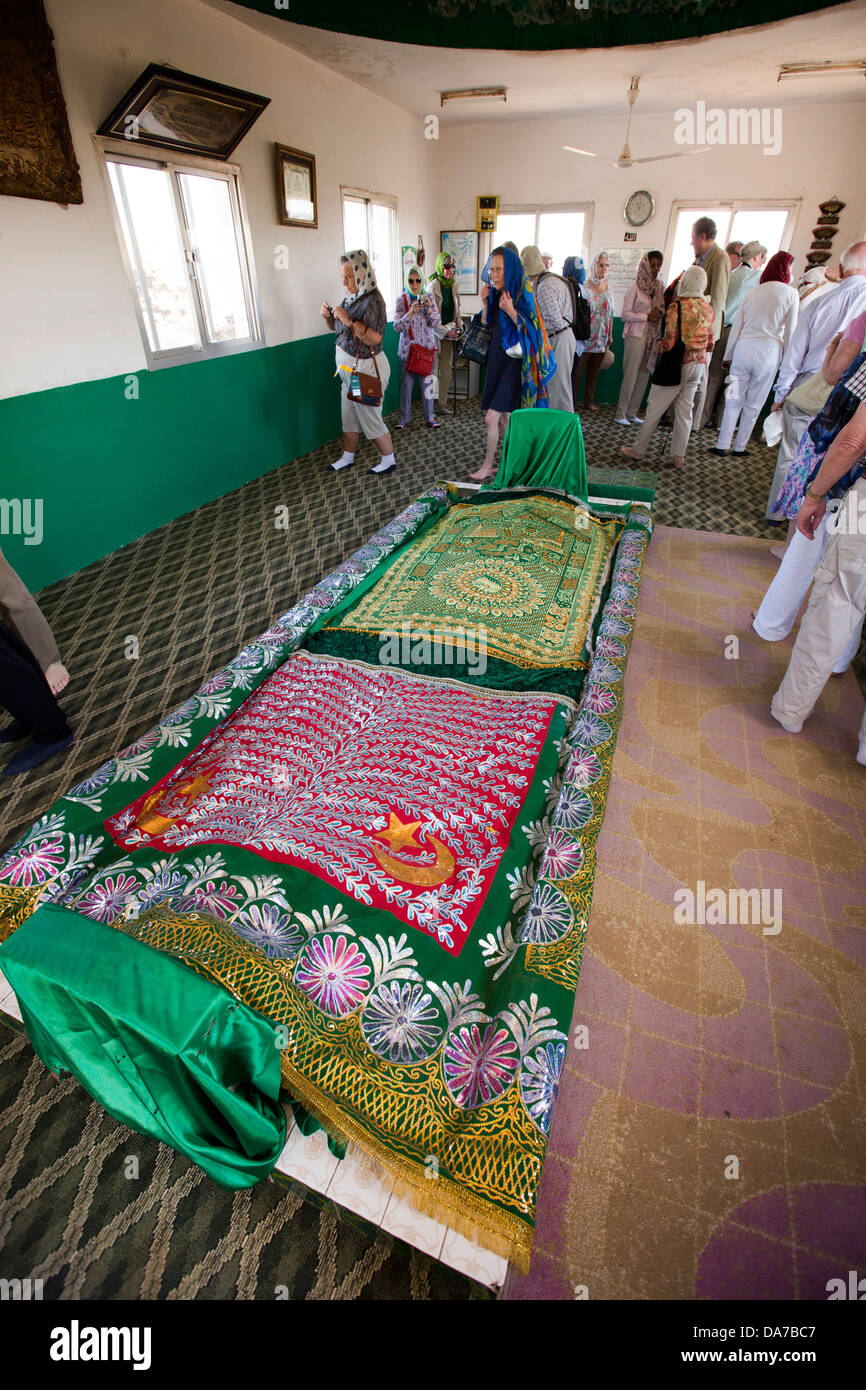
[307,490,622,701]
[0,484,654,1270]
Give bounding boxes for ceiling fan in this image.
[563,76,710,168]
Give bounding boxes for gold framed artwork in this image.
[275,144,318,228]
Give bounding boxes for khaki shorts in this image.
[336,347,391,439]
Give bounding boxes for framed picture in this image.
[440,230,479,296]
[275,144,318,228]
[97,65,269,160]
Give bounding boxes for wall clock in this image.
[624,190,654,227]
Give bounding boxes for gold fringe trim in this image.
[279,1053,532,1273]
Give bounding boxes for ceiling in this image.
[201,0,866,123]
[221,0,841,52]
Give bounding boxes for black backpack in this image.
[547,272,591,341]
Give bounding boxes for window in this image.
[495,206,592,275]
[667,201,799,279]
[341,189,400,316]
[104,150,261,367]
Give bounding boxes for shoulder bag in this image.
[652,301,685,387]
[402,294,436,377]
[347,350,383,406]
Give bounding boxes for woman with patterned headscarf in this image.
[573,251,614,411]
[614,251,665,425]
[620,265,714,470]
[468,245,555,482]
[320,250,395,475]
[427,252,463,415]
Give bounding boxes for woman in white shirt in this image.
[713,252,798,455]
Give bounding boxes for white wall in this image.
[435,103,866,312]
[3,2,865,403]
[0,0,437,399]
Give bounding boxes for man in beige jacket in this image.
[690,217,730,434]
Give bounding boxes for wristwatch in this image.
[804,484,826,500]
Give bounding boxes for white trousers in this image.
[546,327,575,413]
[772,479,866,749]
[616,333,649,418]
[753,501,861,673]
[717,338,782,452]
[631,361,704,460]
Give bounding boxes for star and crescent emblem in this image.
[371,813,456,887]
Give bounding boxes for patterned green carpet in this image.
[1,395,861,1300]
[0,398,797,857]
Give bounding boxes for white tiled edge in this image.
[0,978,21,1021]
[273,1117,507,1290]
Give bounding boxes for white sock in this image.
[331,451,355,471]
[369,453,396,474]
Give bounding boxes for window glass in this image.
[494,213,536,255]
[669,208,732,280]
[342,197,368,254]
[728,209,790,259]
[177,173,251,342]
[537,211,586,275]
[108,160,200,354]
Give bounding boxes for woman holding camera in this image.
[394,268,442,429]
[320,249,396,475]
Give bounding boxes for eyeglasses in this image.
[408,278,421,284]
[443,261,454,269]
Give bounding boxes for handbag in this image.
[652,301,685,387]
[599,347,615,371]
[346,351,383,406]
[462,312,491,364]
[402,294,436,376]
[786,369,832,416]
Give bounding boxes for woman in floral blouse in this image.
[572,252,614,411]
[394,267,441,429]
[620,265,714,470]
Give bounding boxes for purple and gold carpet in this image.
[505,525,866,1301]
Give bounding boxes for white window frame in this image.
[341,186,400,317]
[662,197,802,272]
[495,202,595,262]
[97,137,264,370]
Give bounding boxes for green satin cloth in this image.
[0,905,286,1188]
[494,408,588,500]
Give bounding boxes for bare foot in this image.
[769,544,787,561]
[671,456,685,470]
[588,403,599,412]
[619,445,641,461]
[468,463,496,482]
[44,661,70,696]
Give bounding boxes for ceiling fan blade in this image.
[562,146,602,158]
[630,147,712,163]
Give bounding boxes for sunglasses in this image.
[408,277,422,284]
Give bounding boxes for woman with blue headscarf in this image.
[468,245,555,482]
